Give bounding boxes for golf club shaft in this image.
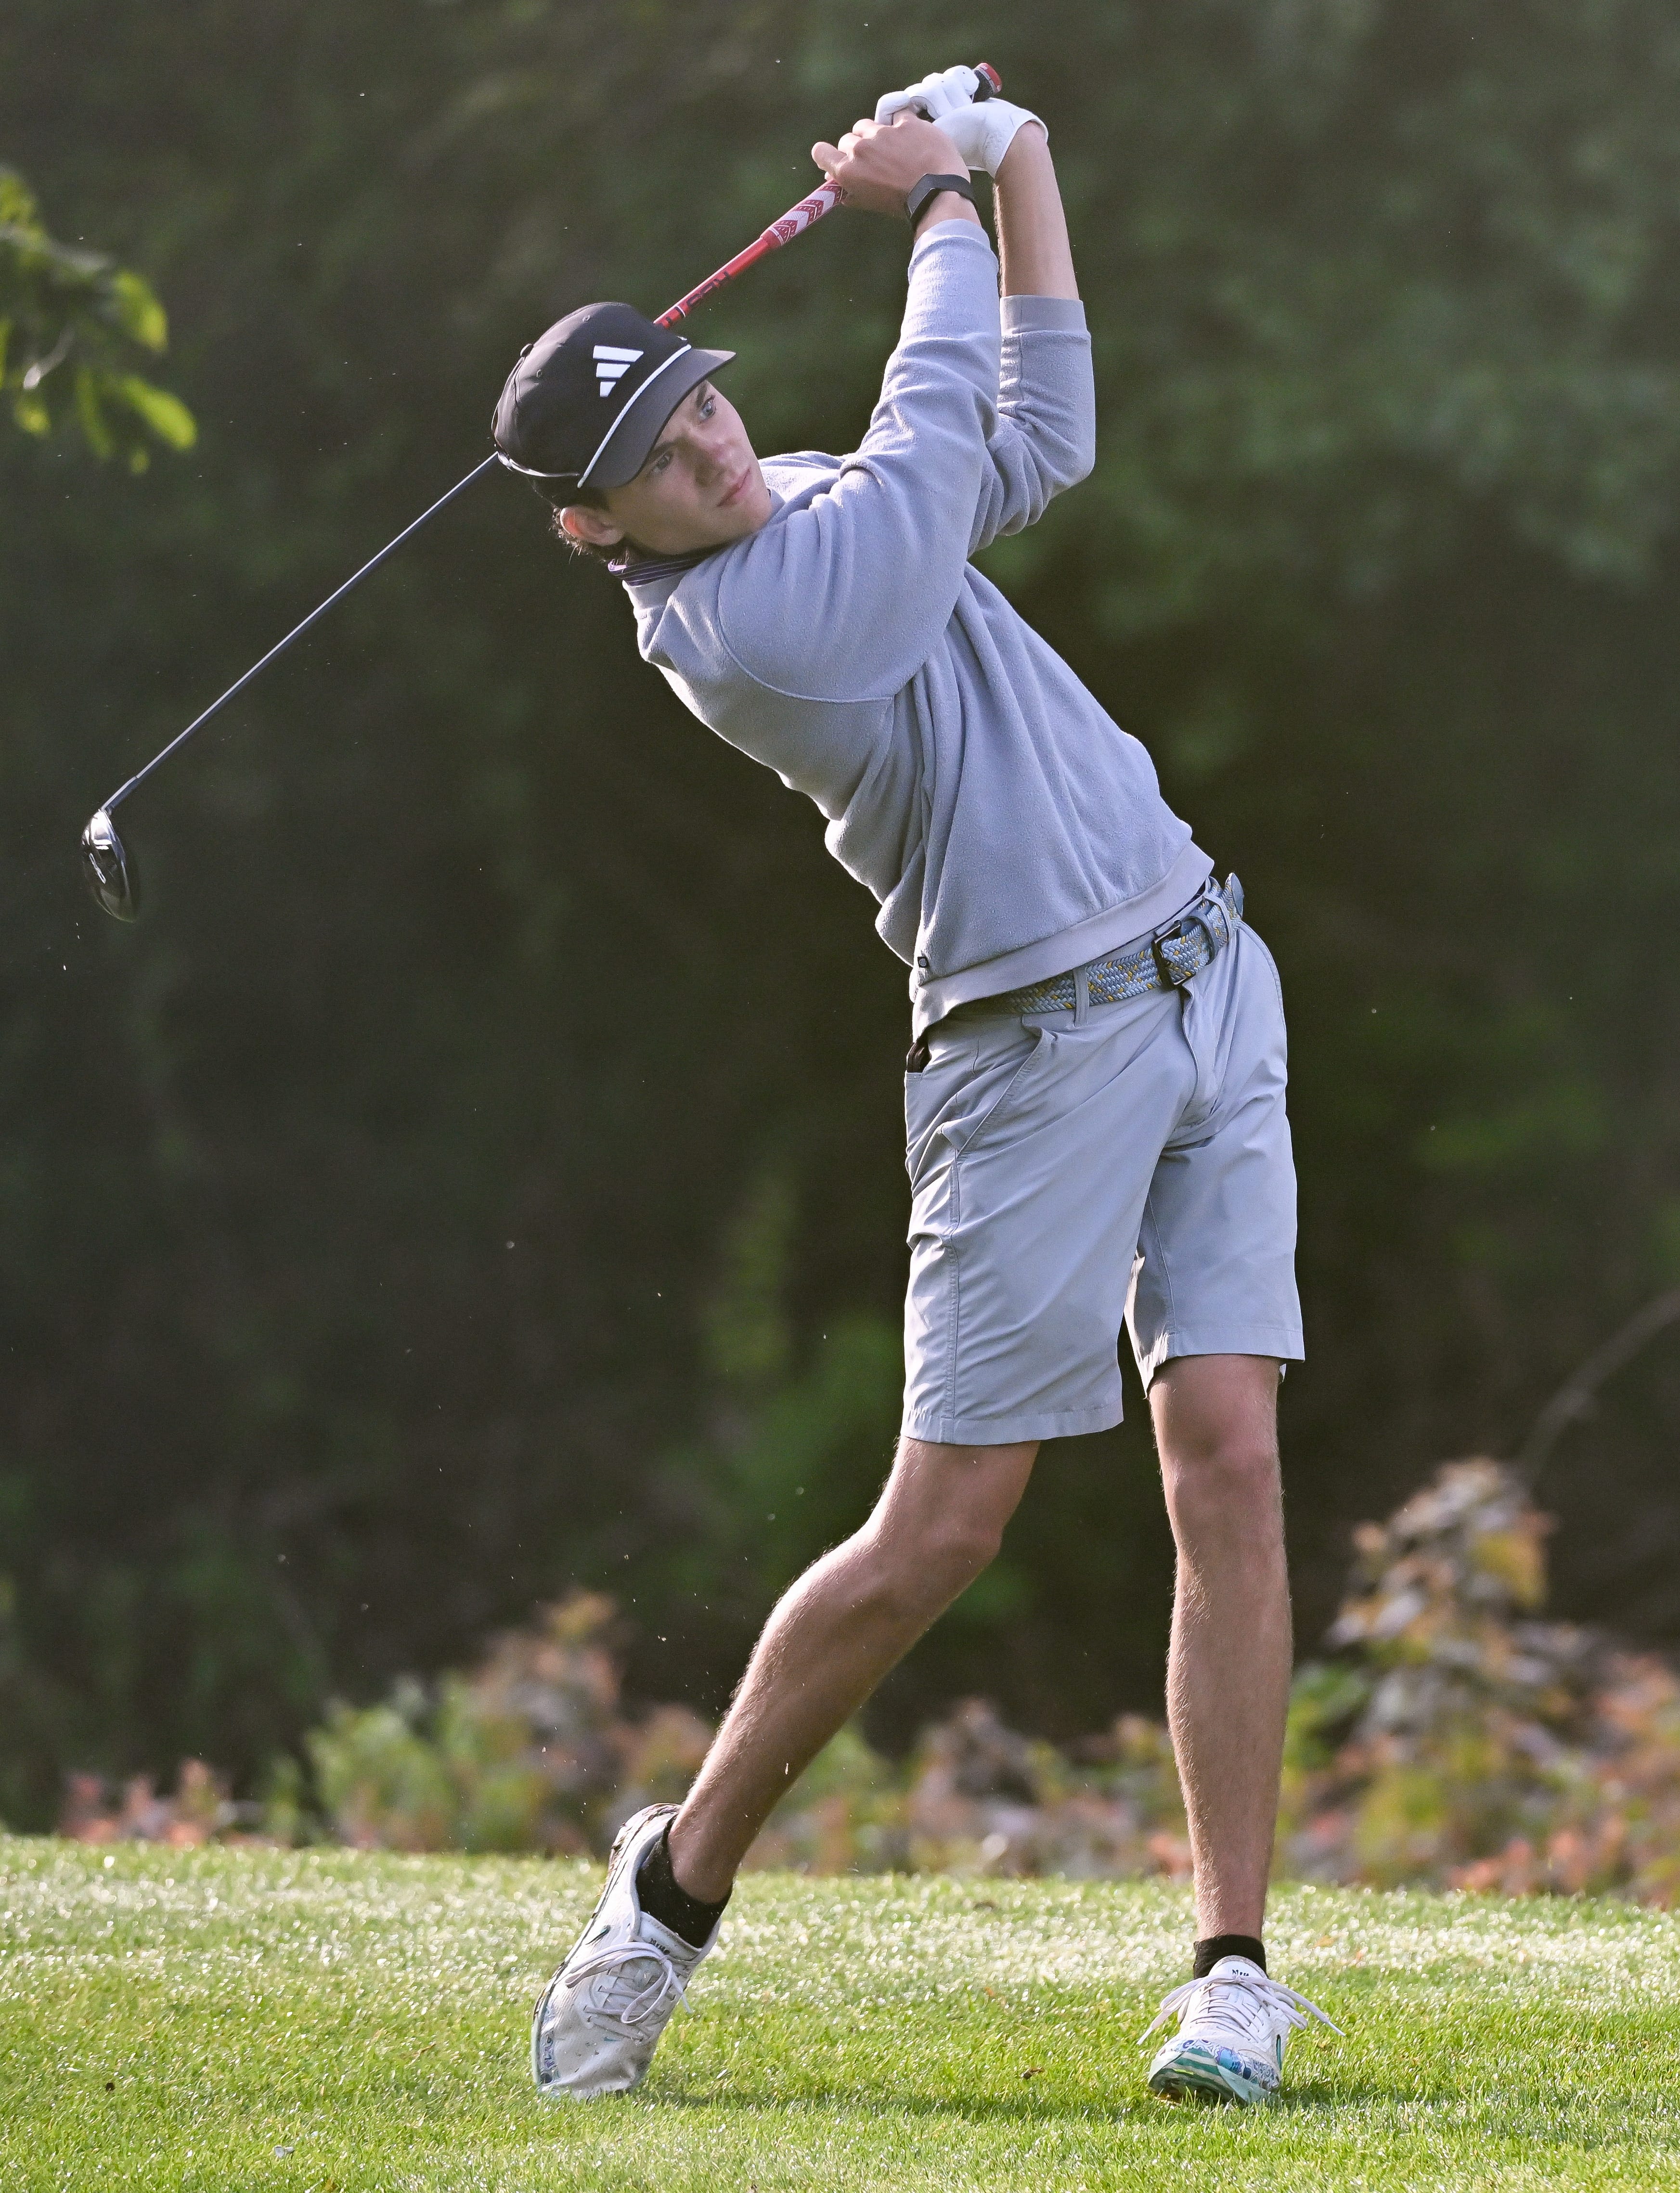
[92,65,1002,819]
[103,455,501,814]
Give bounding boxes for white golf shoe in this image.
[531,1803,718,2100]
[1142,1955,1340,2104]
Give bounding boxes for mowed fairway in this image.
[0,1839,1677,2190]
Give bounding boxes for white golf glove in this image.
[873,63,1044,178]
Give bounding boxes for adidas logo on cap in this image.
[593,344,643,399]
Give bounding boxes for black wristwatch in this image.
[905,171,977,230]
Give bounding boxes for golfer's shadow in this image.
[1268,2077,1385,2111]
[649,2080,1111,2125]
[645,2070,1380,2121]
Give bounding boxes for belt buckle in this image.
[1152,904,1218,989]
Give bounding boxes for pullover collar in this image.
[613,543,717,587]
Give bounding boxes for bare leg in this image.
[667,1436,1038,1902]
[1151,1354,1291,1938]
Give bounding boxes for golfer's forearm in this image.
[993,126,1078,300]
[915,192,984,239]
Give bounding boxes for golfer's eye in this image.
[698,390,716,419]
[649,448,673,476]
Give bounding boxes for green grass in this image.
[1,1839,1678,2189]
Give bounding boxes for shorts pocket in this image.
[905,1018,1047,1188]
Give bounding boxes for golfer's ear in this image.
[558,503,624,549]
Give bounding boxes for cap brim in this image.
[587,346,736,490]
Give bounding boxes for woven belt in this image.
[1001,874,1245,1016]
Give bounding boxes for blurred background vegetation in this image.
[6,0,1680,1831]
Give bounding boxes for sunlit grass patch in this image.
[0,1838,1676,2189]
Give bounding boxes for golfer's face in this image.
[605,382,771,554]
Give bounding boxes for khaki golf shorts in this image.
[902,920,1303,1446]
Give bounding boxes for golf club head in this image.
[81,808,140,921]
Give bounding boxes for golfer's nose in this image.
[690,424,733,483]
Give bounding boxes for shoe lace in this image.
[567,1939,692,2028]
[1141,1969,1343,2048]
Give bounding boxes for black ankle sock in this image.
[635,1826,730,1949]
[1193,1933,1266,1979]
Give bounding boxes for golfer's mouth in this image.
[718,465,754,511]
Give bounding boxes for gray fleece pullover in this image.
[624,220,1210,1034]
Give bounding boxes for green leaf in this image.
[72,365,113,459]
[108,268,167,352]
[115,373,197,450]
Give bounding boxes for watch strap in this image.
[905,171,977,229]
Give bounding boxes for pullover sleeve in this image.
[969,295,1097,555]
[713,223,1001,703]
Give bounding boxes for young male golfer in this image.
[494,65,1337,2106]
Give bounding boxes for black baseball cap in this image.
[492,301,735,496]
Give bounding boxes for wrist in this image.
[994,120,1050,185]
[911,192,982,239]
[905,169,978,233]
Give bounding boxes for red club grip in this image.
[974,62,1002,98]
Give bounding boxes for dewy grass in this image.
[1,1839,1677,2191]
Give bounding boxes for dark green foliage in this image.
[0,166,195,465]
[6,0,1680,1821]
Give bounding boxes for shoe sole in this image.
[1148,2043,1277,2107]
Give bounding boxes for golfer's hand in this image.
[811,114,969,217]
[873,63,1045,178]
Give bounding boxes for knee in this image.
[861,1511,1005,1625]
[1163,1431,1280,1522]
[848,1436,1034,1625]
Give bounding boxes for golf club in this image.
[78,62,1001,922]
